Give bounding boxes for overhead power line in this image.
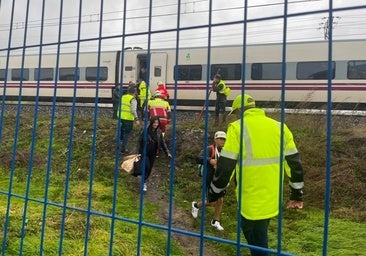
[318,16,341,40]
[0,0,323,30]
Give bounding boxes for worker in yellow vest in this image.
[210,74,228,124]
[137,80,152,119]
[119,85,141,154]
[208,94,304,256]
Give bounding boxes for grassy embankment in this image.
[0,112,365,255]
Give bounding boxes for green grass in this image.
[0,113,365,255]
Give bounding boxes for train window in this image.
[211,64,241,80]
[86,67,108,81]
[59,67,80,81]
[296,61,335,80]
[154,66,162,77]
[251,63,283,80]
[0,69,6,81]
[347,61,366,79]
[12,68,29,81]
[174,65,202,81]
[125,66,133,71]
[35,68,54,81]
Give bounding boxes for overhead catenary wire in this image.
[0,0,331,31]
[0,1,366,54]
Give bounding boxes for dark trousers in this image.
[215,101,226,117]
[139,100,148,120]
[144,155,156,182]
[120,119,133,152]
[112,103,119,119]
[241,216,270,256]
[215,100,227,123]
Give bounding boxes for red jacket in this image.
[156,84,170,100]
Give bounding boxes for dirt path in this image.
[148,170,220,256]
[128,167,221,256]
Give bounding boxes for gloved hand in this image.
[288,187,303,209]
[290,187,303,201]
[286,200,303,209]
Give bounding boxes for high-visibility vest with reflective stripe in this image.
[148,98,171,122]
[222,108,298,220]
[120,94,135,121]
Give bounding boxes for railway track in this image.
[2,101,366,118]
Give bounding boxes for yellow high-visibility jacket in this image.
[215,108,303,220]
[120,94,135,121]
[138,81,152,107]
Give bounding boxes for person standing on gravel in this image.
[191,131,227,231]
[210,74,228,124]
[208,94,304,256]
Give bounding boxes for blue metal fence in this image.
[1,1,366,255]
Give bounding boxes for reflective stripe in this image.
[289,181,304,189]
[275,121,298,155]
[243,122,252,158]
[210,183,225,194]
[235,120,296,167]
[242,157,282,166]
[285,147,298,156]
[220,149,238,160]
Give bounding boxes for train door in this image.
[137,54,148,82]
[149,52,167,91]
[121,51,139,85]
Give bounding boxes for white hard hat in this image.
[153,91,162,98]
[214,131,226,139]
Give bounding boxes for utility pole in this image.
[318,16,341,40]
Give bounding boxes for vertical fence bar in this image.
[19,0,47,254]
[40,0,64,254]
[0,0,14,250]
[83,0,105,255]
[3,0,31,254]
[277,0,289,255]
[109,0,128,254]
[58,0,83,254]
[323,1,334,255]
[166,2,182,254]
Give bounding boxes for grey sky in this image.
[0,0,365,54]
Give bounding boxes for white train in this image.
[1,39,366,110]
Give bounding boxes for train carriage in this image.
[0,51,117,103]
[1,39,366,110]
